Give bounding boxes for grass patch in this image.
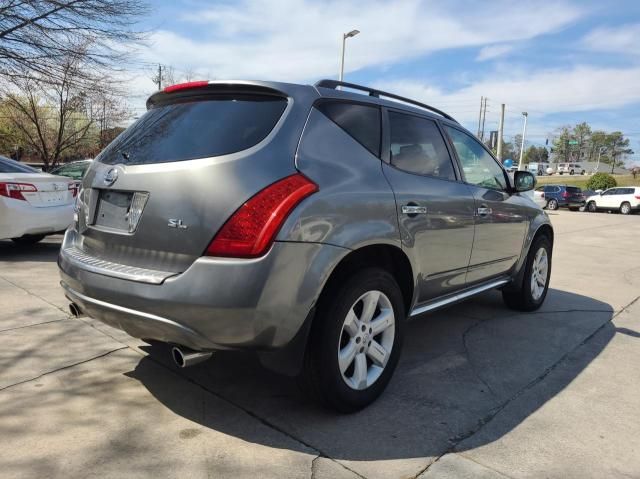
[537,174,639,188]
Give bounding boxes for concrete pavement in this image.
[0,210,638,478]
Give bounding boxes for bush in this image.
[586,173,617,191]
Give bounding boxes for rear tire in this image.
[299,267,404,413]
[587,201,597,213]
[570,170,575,175]
[620,202,632,215]
[11,234,45,245]
[547,198,558,210]
[502,235,552,312]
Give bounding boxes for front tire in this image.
[502,235,552,312]
[620,202,632,215]
[299,268,404,413]
[547,198,559,210]
[11,234,45,245]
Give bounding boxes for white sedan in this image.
[0,156,76,244]
[524,188,547,209]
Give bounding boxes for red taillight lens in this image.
[562,191,569,198]
[163,81,209,93]
[68,182,79,197]
[206,174,318,258]
[635,195,640,200]
[0,182,37,201]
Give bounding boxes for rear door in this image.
[599,188,619,208]
[443,125,529,284]
[78,88,295,274]
[381,109,475,302]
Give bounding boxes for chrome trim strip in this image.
[62,246,176,284]
[61,282,199,335]
[409,278,510,317]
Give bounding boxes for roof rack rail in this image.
[314,79,458,123]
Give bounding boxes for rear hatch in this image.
[76,82,306,274]
[1,173,74,207]
[565,186,584,202]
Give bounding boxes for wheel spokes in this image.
[352,352,368,389]
[370,309,393,336]
[339,339,357,374]
[343,308,359,336]
[360,291,380,322]
[367,340,388,367]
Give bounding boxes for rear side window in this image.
[98,95,288,165]
[389,112,456,180]
[317,101,380,156]
[566,187,582,193]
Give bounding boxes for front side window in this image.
[388,112,456,180]
[444,126,507,190]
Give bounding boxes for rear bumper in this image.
[58,228,347,351]
[0,199,73,239]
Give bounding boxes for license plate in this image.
[94,191,133,231]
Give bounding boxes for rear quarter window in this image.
[98,95,288,165]
[316,101,381,156]
[566,187,582,193]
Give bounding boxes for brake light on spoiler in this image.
[163,81,210,93]
[206,174,318,258]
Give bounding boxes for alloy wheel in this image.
[338,290,395,390]
[530,247,549,301]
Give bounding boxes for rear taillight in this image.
[635,195,640,200]
[0,182,37,201]
[68,182,79,198]
[206,173,318,258]
[163,81,209,93]
[562,191,569,198]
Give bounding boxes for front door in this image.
[382,110,476,303]
[443,125,529,284]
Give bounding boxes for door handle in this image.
[476,206,492,217]
[401,205,427,216]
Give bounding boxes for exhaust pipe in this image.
[171,346,213,368]
[69,303,84,318]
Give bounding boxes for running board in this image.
[409,278,510,317]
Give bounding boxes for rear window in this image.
[566,187,582,193]
[98,95,288,165]
[0,156,39,173]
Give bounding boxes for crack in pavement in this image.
[0,347,128,392]
[0,275,70,317]
[461,318,498,398]
[414,294,640,478]
[0,318,66,333]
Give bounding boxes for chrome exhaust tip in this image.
[69,302,84,318]
[171,346,213,368]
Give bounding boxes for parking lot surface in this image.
[1,210,639,478]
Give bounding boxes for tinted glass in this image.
[52,162,89,180]
[566,187,582,194]
[389,112,455,180]
[317,102,380,156]
[98,95,288,165]
[0,156,38,173]
[444,126,506,190]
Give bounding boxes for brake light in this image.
[0,182,37,201]
[206,174,318,258]
[562,191,569,198]
[635,195,640,200]
[68,182,79,198]
[163,81,209,93]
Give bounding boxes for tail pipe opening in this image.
[69,303,84,318]
[171,346,213,368]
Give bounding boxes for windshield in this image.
[98,95,288,165]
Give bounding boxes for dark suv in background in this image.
[536,185,585,211]
[59,79,552,412]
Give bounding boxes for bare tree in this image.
[0,0,147,82]
[1,50,126,167]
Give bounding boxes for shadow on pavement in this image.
[0,236,63,263]
[127,288,614,465]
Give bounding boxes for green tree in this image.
[524,145,549,164]
[551,126,572,163]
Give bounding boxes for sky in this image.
[125,0,640,165]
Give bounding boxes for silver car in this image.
[58,79,553,412]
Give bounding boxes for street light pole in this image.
[518,112,528,171]
[595,146,606,173]
[339,29,360,82]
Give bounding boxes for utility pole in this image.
[477,96,484,137]
[518,112,528,171]
[480,98,487,141]
[496,103,505,161]
[339,30,360,82]
[157,64,163,90]
[611,139,618,174]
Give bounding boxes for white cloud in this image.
[375,65,640,134]
[582,23,640,55]
[135,0,584,83]
[476,44,515,61]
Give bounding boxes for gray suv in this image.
[58,79,553,412]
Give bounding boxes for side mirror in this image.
[513,170,536,192]
[595,189,603,195]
